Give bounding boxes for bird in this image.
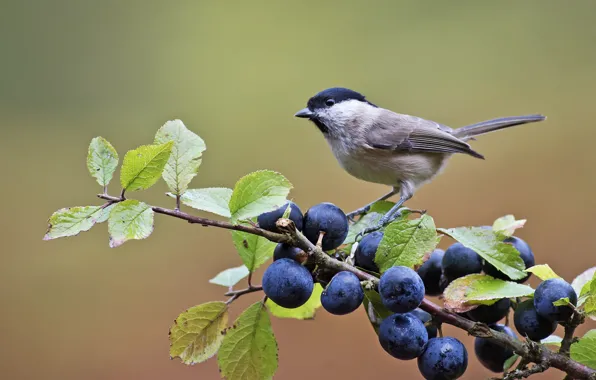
[294,87,545,237]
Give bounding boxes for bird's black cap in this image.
[306,87,376,111]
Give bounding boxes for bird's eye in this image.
[325,99,335,107]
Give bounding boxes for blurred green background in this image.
[1,1,595,379]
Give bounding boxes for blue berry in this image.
[257,201,303,233]
[354,231,383,272]
[418,337,468,379]
[534,278,577,322]
[302,203,349,251]
[467,298,511,324]
[483,236,535,283]
[514,299,557,341]
[321,271,364,315]
[262,258,313,308]
[379,313,428,360]
[474,324,517,373]
[442,243,482,281]
[273,243,302,262]
[410,308,438,339]
[417,249,445,296]
[379,266,425,313]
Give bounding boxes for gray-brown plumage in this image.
[295,87,545,235]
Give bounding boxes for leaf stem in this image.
[224,286,263,305]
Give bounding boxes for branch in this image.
[560,310,584,356]
[503,362,548,379]
[97,192,596,380]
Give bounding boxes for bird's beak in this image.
[294,108,314,119]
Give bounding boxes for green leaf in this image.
[571,330,596,369]
[553,297,572,307]
[375,214,438,273]
[503,354,519,372]
[492,215,526,237]
[154,120,206,196]
[362,289,393,334]
[525,264,561,281]
[541,335,563,347]
[438,227,526,280]
[584,276,596,320]
[344,212,384,244]
[87,137,119,188]
[266,283,323,319]
[228,170,292,222]
[120,142,174,192]
[218,302,278,380]
[209,265,250,288]
[43,205,113,240]
[107,200,154,248]
[169,301,228,365]
[168,188,232,217]
[572,267,596,299]
[368,200,396,214]
[231,231,276,271]
[443,274,534,312]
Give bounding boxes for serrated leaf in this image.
[438,227,526,280]
[503,354,519,372]
[168,188,233,217]
[231,231,276,272]
[492,215,526,237]
[443,274,534,312]
[362,289,393,334]
[154,120,206,195]
[95,204,116,224]
[266,283,323,319]
[526,264,561,281]
[228,170,292,222]
[571,330,596,369]
[344,212,384,244]
[375,214,438,272]
[218,302,278,380]
[572,267,596,299]
[368,200,396,214]
[209,265,250,288]
[553,297,572,307]
[541,335,563,347]
[169,301,228,365]
[44,205,111,240]
[87,137,119,188]
[584,277,596,320]
[107,200,154,248]
[120,142,174,191]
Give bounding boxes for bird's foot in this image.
[346,205,371,222]
[354,207,411,241]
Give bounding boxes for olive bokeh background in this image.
[1,1,595,379]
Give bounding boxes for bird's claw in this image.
[346,206,371,222]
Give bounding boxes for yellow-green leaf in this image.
[492,215,526,237]
[375,214,438,272]
[87,137,119,188]
[231,230,276,272]
[168,187,232,217]
[43,205,113,240]
[107,200,154,247]
[443,273,534,312]
[266,283,323,319]
[120,142,174,191]
[155,120,206,196]
[218,302,278,380]
[438,226,526,280]
[228,170,292,222]
[169,301,228,365]
[571,330,596,369]
[525,264,561,281]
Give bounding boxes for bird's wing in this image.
[364,110,484,159]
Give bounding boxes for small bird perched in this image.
[294,87,545,236]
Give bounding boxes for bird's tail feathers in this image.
[453,114,546,141]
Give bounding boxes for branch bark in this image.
[97,192,596,380]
